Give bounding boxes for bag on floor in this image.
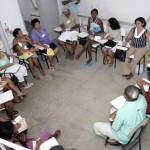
[115,49,126,62]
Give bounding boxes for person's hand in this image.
[109,111,117,120]
[88,31,92,35]
[7,63,13,67]
[35,139,42,150]
[122,41,127,46]
[44,45,49,49]
[137,80,144,88]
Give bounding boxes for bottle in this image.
[4,23,10,36]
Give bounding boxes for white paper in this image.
[94,37,108,44]
[53,27,62,32]
[9,57,13,63]
[147,63,150,68]
[14,115,22,124]
[39,137,59,150]
[0,90,14,105]
[110,95,126,109]
[77,32,89,38]
[136,84,149,92]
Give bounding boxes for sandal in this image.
[17,92,28,99]
[108,61,114,67]
[104,59,108,65]
[66,52,70,59]
[50,66,55,71]
[126,72,133,80]
[13,99,23,103]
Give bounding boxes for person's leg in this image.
[58,40,70,53]
[121,47,135,75]
[75,40,90,59]
[86,40,97,63]
[103,48,109,65]
[32,58,46,76]
[129,47,148,74]
[108,49,115,67]
[1,77,27,97]
[5,101,15,118]
[27,58,40,80]
[69,41,77,60]
[93,122,119,140]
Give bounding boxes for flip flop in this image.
[108,61,113,67]
[13,110,18,115]
[33,75,40,80]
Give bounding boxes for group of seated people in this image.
[0,5,150,149]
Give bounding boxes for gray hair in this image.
[124,85,140,101]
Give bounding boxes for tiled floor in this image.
[2,43,150,150]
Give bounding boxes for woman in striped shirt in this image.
[121,17,150,80]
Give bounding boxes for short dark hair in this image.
[124,85,140,101]
[108,18,120,30]
[50,145,64,150]
[0,121,14,140]
[134,17,146,27]
[91,9,98,14]
[31,18,40,27]
[13,28,21,38]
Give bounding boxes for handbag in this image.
[115,49,126,62]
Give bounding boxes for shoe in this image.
[126,72,133,80]
[24,83,33,89]
[84,60,93,67]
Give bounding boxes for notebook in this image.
[0,90,14,105]
[110,95,126,109]
[104,40,117,48]
[94,36,108,44]
[32,137,59,150]
[19,51,33,60]
[77,32,89,38]
[12,115,27,133]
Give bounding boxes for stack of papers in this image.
[94,36,108,44]
[110,95,126,109]
[53,27,62,32]
[13,115,27,133]
[0,90,14,105]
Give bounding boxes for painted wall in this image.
[0,0,26,32]
[18,0,37,22]
[37,0,60,39]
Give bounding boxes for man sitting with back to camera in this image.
[58,7,79,60]
[93,85,147,145]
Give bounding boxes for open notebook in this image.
[32,137,59,150]
[12,115,27,133]
[110,95,126,110]
[94,36,108,44]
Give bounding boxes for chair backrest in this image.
[0,138,29,150]
[127,118,149,145]
[121,28,126,37]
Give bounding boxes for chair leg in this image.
[138,61,140,76]
[104,136,109,146]
[37,58,43,70]
[139,137,141,150]
[95,49,98,62]
[114,57,117,68]
[56,55,59,63]
[45,55,50,69]
[122,145,125,150]
[143,56,145,72]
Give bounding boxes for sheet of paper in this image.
[94,37,108,44]
[110,95,126,109]
[0,90,14,105]
[53,27,62,32]
[77,32,89,38]
[39,137,59,150]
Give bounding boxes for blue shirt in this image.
[111,94,147,144]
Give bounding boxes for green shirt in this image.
[0,53,9,67]
[111,94,147,144]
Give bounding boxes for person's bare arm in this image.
[87,18,91,34]
[0,63,13,71]
[146,31,150,43]
[124,28,134,45]
[70,24,79,31]
[137,80,147,97]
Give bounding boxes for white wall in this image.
[18,0,37,22]
[37,0,60,40]
[0,0,26,32]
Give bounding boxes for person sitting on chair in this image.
[12,28,46,80]
[75,9,104,66]
[103,18,121,67]
[93,85,147,145]
[121,17,150,80]
[58,7,79,60]
[31,18,59,70]
[0,51,33,89]
[0,120,61,150]
[0,77,27,103]
[137,79,150,115]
